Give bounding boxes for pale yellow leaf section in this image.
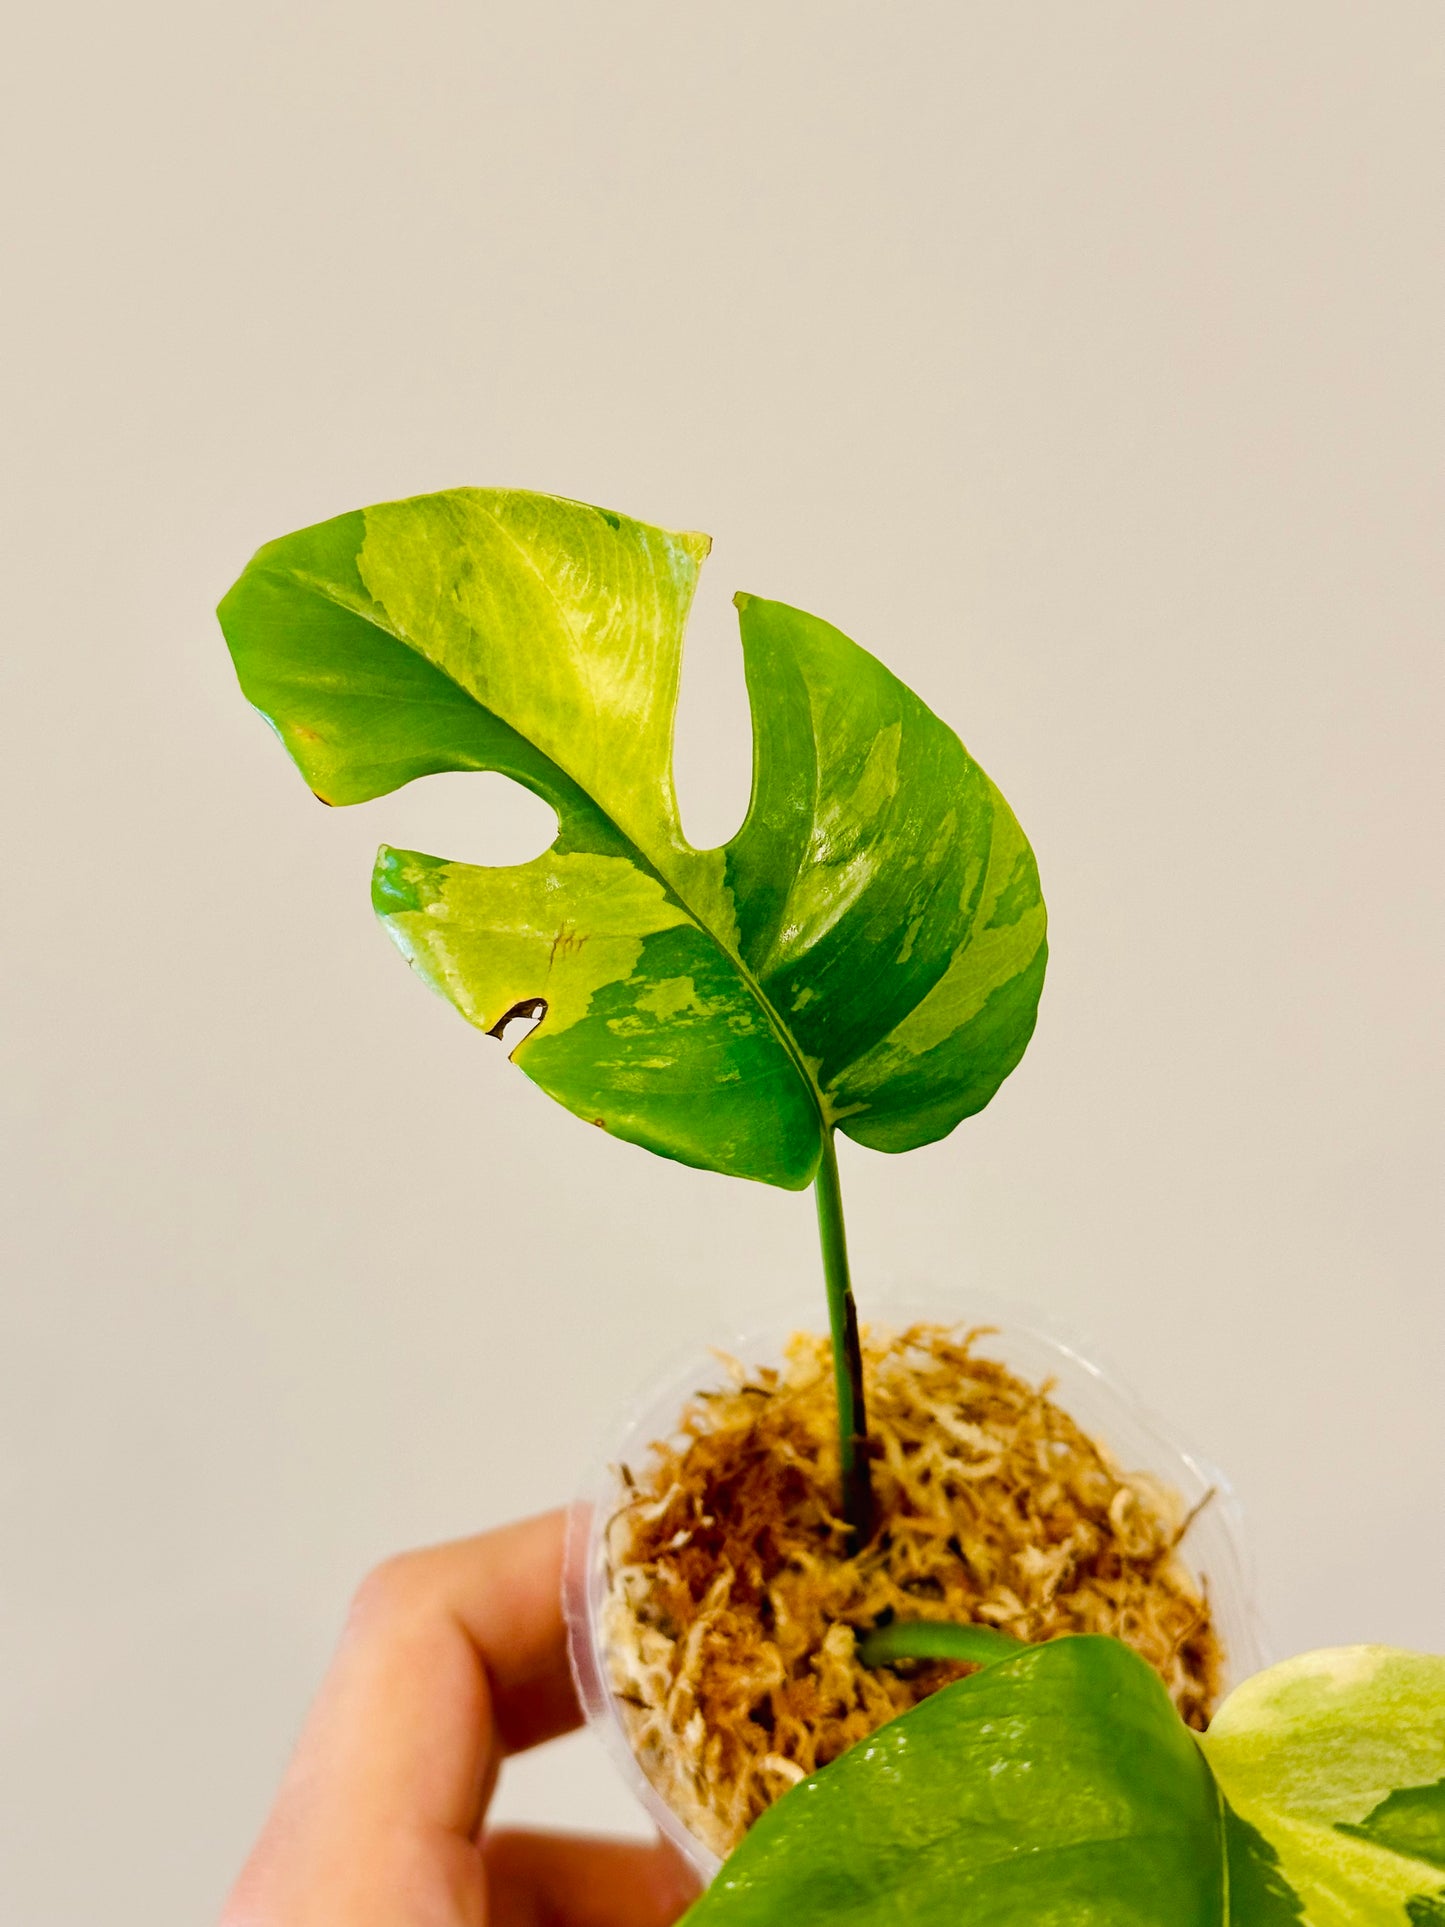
[386,853,692,1041]
[1228,1811,1430,1927]
[358,491,743,955]
[636,976,712,1021]
[358,490,709,867]
[1203,1646,1445,1925]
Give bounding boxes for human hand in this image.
[220,1510,699,1927]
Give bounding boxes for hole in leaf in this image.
[672,560,753,852]
[486,997,547,1046]
[349,771,558,868]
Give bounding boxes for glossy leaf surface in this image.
[684,1639,1445,1926]
[685,1636,1228,1925]
[218,489,1046,1186]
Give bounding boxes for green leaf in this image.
[683,1639,1445,1926]
[684,1637,1236,1925]
[218,489,1046,1186]
[1202,1647,1445,1927]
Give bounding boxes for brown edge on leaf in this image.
[486,997,548,1041]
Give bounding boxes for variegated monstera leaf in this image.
[218,489,1046,1187]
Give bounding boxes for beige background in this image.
[3,4,1442,1921]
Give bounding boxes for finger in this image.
[484,1829,701,1927]
[313,1510,579,1832]
[223,1512,580,1922]
[352,1507,581,1760]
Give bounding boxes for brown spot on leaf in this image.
[548,924,589,968]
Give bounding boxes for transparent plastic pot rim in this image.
[563,1285,1270,1885]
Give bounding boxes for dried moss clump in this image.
[600,1324,1222,1858]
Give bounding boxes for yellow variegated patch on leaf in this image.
[1202,1646,1445,1927]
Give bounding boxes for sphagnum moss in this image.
[602,1324,1221,1857]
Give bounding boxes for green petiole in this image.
[857,1619,1026,1669]
[813,1130,873,1544]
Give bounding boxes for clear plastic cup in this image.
[563,1292,1267,1884]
